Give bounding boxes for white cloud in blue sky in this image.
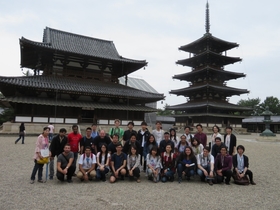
[0,0,279,109]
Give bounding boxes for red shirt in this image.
[67,132,82,152]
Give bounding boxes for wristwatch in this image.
[66,166,69,169]
[85,172,88,175]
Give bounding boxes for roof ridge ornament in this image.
[205,0,210,33]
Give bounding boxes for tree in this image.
[237,98,261,115]
[259,96,280,115]
[0,92,14,125]
[157,103,174,116]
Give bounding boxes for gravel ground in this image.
[1,134,280,210]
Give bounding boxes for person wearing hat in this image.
[123,121,137,144]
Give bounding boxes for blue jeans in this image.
[48,133,53,142]
[73,152,78,174]
[197,165,210,180]
[161,170,174,182]
[177,163,195,178]
[15,134,25,144]
[96,168,109,180]
[30,160,44,181]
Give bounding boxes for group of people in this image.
[30,120,256,186]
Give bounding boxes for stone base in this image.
[256,136,280,142]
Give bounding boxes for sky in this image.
[0,0,280,109]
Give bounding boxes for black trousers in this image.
[216,169,232,183]
[233,170,253,182]
[57,165,75,181]
[129,167,140,178]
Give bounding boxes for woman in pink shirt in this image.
[30,127,50,184]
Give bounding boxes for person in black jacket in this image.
[123,133,141,155]
[123,122,137,144]
[232,145,256,185]
[211,137,225,159]
[136,121,150,171]
[224,126,237,156]
[15,123,25,144]
[177,146,197,183]
[49,128,68,180]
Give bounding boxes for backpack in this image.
[83,153,94,160]
[199,154,211,166]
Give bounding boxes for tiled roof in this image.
[119,77,158,93]
[1,96,157,112]
[179,33,239,54]
[20,27,147,65]
[167,101,252,111]
[172,112,246,119]
[173,66,245,81]
[243,116,280,123]
[170,84,249,96]
[0,75,164,101]
[176,50,241,67]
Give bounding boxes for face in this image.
[100,130,105,138]
[86,129,91,136]
[59,131,66,137]
[197,126,202,132]
[193,140,198,146]
[215,139,221,146]
[128,124,133,129]
[64,146,71,153]
[92,125,97,131]
[164,134,169,140]
[149,136,155,143]
[181,136,186,143]
[213,126,218,133]
[130,135,136,142]
[151,149,157,156]
[141,125,147,130]
[43,128,50,136]
[116,145,122,152]
[72,126,78,134]
[220,148,227,156]
[237,148,244,155]
[166,145,171,153]
[131,147,136,155]
[185,128,190,134]
[156,123,161,129]
[203,149,209,157]
[85,148,91,155]
[112,135,118,143]
[115,121,120,127]
[226,128,232,134]
[171,130,175,135]
[185,148,191,156]
[101,145,107,152]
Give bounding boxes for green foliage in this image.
[237,98,261,115]
[157,103,174,116]
[259,96,280,115]
[0,107,14,125]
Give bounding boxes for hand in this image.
[164,169,167,174]
[38,155,43,159]
[114,171,119,178]
[129,170,133,177]
[62,168,68,175]
[240,173,244,178]
[100,166,104,171]
[185,164,189,167]
[209,171,214,178]
[84,173,89,181]
[203,170,208,177]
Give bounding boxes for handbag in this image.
[233,173,249,185]
[37,157,49,164]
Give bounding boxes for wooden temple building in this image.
[167,3,252,128]
[0,27,164,125]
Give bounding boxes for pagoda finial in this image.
[205,0,210,33]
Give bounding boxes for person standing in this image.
[123,133,141,155]
[15,123,25,144]
[232,145,256,185]
[224,126,237,156]
[183,126,193,146]
[67,124,82,175]
[211,137,225,159]
[80,127,95,154]
[49,128,68,180]
[152,121,164,146]
[123,121,137,144]
[215,145,233,185]
[30,127,50,184]
[194,124,207,148]
[94,130,111,154]
[109,119,124,144]
[56,144,75,183]
[91,123,99,139]
[210,125,222,149]
[170,128,179,150]
[48,123,55,143]
[136,121,150,171]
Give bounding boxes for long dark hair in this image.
[99,143,108,164]
[146,134,157,146]
[149,145,159,156]
[170,128,178,144]
[129,145,139,156]
[191,137,200,147]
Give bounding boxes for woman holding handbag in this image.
[30,127,50,184]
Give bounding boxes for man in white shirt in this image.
[77,147,96,181]
[197,146,215,185]
[183,126,193,146]
[152,121,164,146]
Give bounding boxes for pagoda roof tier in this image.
[171,112,246,119]
[170,84,249,97]
[176,50,241,67]
[0,76,164,102]
[0,96,157,112]
[179,33,239,54]
[173,66,245,81]
[166,101,252,111]
[20,27,147,77]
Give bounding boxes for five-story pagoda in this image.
[167,2,252,128]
